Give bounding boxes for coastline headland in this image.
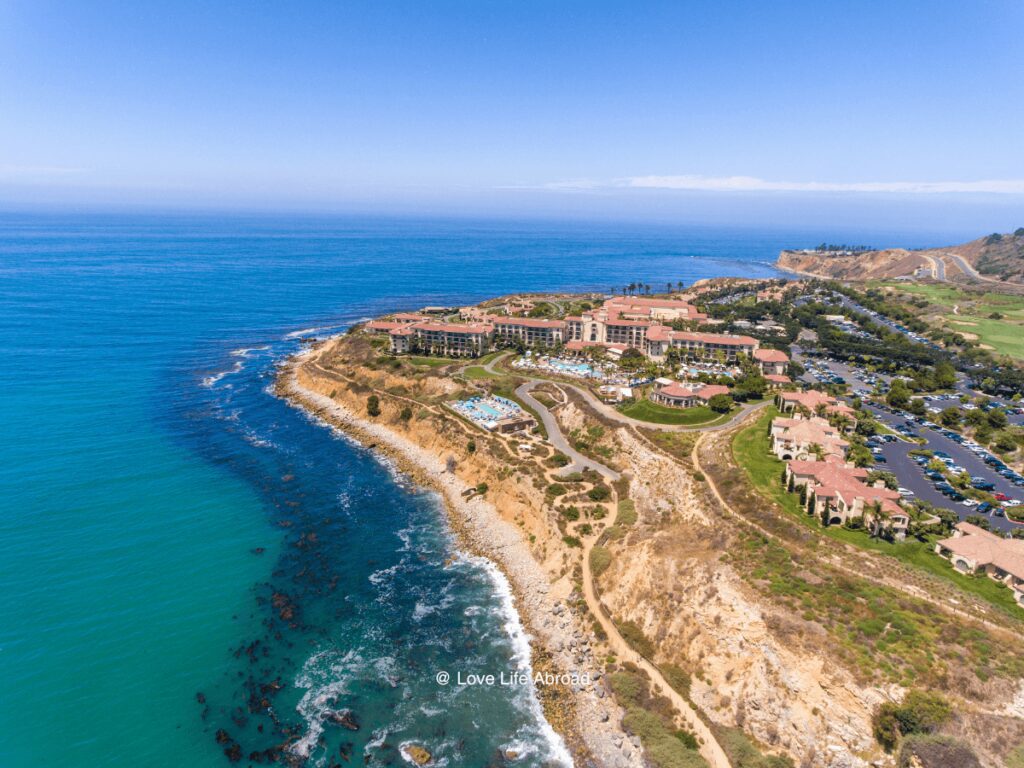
[277,345,638,767]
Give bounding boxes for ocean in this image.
[0,212,926,767]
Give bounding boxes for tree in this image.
[994,431,1018,454]
[988,408,1009,429]
[366,394,381,417]
[939,407,962,428]
[887,380,911,409]
[907,398,926,416]
[964,408,987,428]
[467,439,476,454]
[707,393,733,413]
[933,361,957,389]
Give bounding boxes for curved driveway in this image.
[515,380,621,480]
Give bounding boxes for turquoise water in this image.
[0,212,899,766]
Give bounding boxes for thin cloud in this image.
[541,175,1024,194]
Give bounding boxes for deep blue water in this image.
[0,212,934,767]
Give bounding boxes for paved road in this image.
[922,253,945,280]
[515,380,621,481]
[560,381,767,433]
[948,252,987,281]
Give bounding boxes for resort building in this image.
[491,317,565,347]
[644,327,759,361]
[785,459,908,535]
[771,415,849,461]
[935,523,1024,607]
[365,295,795,368]
[651,382,730,408]
[565,297,707,350]
[388,322,494,357]
[753,348,789,375]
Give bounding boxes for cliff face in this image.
[777,230,1024,284]
[777,248,928,281]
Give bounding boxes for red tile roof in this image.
[657,382,730,401]
[493,318,565,329]
[754,348,790,363]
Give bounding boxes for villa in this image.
[785,459,908,535]
[771,415,849,461]
[651,381,730,408]
[753,348,789,375]
[935,523,1024,607]
[776,389,857,427]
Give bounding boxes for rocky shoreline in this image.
[277,346,642,768]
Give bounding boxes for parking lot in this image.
[866,402,1022,533]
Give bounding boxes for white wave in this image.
[242,431,276,449]
[231,345,270,358]
[289,648,364,760]
[284,326,326,339]
[457,552,574,767]
[201,360,244,388]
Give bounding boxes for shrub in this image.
[616,499,638,525]
[562,535,582,548]
[475,482,488,495]
[467,439,476,454]
[661,664,691,697]
[366,394,381,417]
[588,484,611,502]
[547,483,568,497]
[616,620,655,658]
[550,452,571,467]
[872,690,952,752]
[708,393,734,413]
[399,406,413,422]
[590,546,612,577]
[717,727,794,768]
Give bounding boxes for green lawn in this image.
[408,355,460,368]
[733,408,1023,615]
[462,365,501,380]
[618,399,730,426]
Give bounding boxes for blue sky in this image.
[1,1,1022,232]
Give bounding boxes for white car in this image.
[1004,499,1022,507]
[961,499,979,507]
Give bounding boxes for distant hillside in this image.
[777,229,1024,285]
